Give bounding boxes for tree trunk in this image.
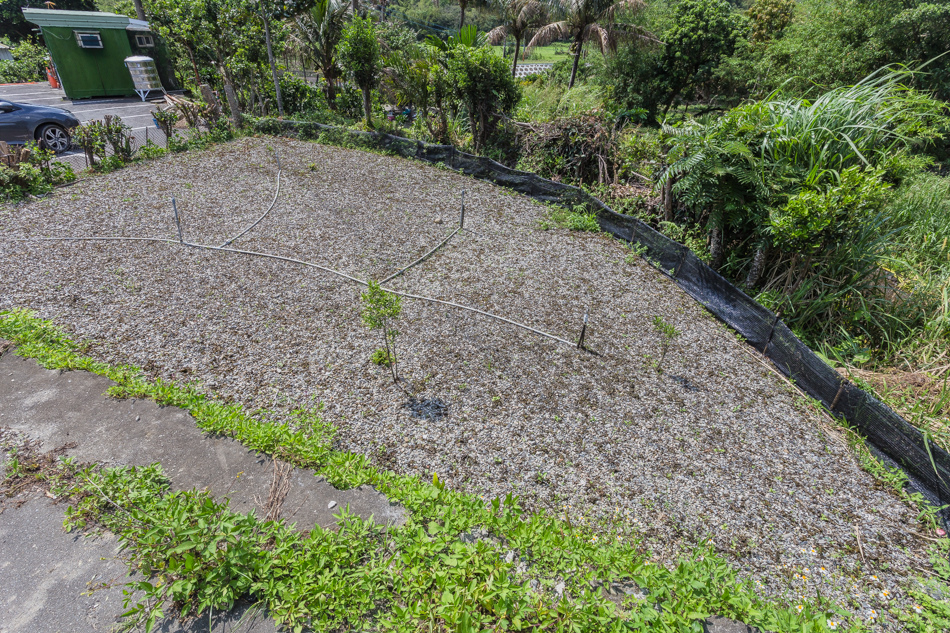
[568,35,583,89]
[459,0,467,30]
[661,87,682,119]
[663,178,673,221]
[478,108,488,152]
[744,246,769,289]
[132,0,146,21]
[184,44,201,87]
[511,37,520,77]
[469,110,478,151]
[709,224,724,270]
[325,76,337,109]
[262,14,284,117]
[352,0,359,15]
[222,78,243,128]
[362,86,373,127]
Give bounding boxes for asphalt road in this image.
[0,82,169,166]
[0,82,164,132]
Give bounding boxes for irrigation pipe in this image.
[3,235,576,348]
[381,226,460,284]
[220,149,282,248]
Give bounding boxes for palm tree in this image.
[527,0,658,88]
[486,0,545,77]
[294,0,350,108]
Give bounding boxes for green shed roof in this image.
[21,8,148,30]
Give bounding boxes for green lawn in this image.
[491,44,570,63]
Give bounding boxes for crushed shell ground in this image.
[0,137,942,629]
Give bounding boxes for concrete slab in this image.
[0,493,277,633]
[0,349,405,530]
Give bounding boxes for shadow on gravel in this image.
[403,396,449,421]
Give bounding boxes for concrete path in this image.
[0,494,276,633]
[0,342,404,632]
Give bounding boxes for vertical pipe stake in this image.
[460,188,465,229]
[172,198,183,244]
[577,309,589,349]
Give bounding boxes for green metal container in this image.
[21,8,175,100]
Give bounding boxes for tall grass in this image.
[881,173,950,370]
[755,67,946,179]
[515,80,605,122]
[885,173,950,275]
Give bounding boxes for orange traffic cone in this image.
[46,66,60,89]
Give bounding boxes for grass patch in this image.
[538,204,601,232]
[491,44,567,63]
[0,307,927,632]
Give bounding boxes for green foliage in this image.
[101,115,136,163]
[276,72,324,115]
[515,80,605,122]
[538,203,601,232]
[658,66,949,354]
[382,43,453,143]
[485,0,546,77]
[654,0,743,117]
[371,347,394,367]
[142,0,287,117]
[1,0,96,42]
[139,139,168,160]
[0,143,76,201]
[651,315,681,373]
[72,120,109,166]
[0,38,48,83]
[603,0,741,122]
[398,0,501,35]
[526,0,656,89]
[338,16,382,126]
[152,108,180,140]
[746,0,794,43]
[445,42,520,151]
[734,0,950,101]
[360,281,403,381]
[292,0,348,108]
[770,166,890,253]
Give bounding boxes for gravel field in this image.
[0,137,938,627]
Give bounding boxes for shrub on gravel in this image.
[0,144,76,201]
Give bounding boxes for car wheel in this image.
[38,124,71,154]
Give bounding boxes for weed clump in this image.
[538,203,601,232]
[652,315,681,374]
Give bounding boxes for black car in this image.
[0,100,81,154]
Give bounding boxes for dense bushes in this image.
[0,145,76,201]
[0,39,48,83]
[657,68,950,359]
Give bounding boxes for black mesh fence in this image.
[254,118,950,520]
